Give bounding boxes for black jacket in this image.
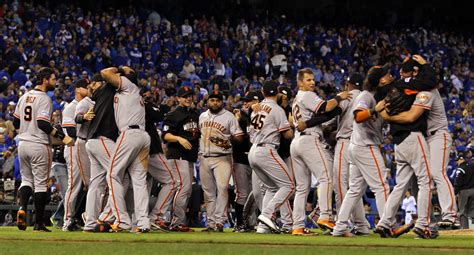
[145,101,166,155]
[87,83,119,142]
[232,110,251,165]
[455,161,474,194]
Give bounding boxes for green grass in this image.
[0,227,473,255]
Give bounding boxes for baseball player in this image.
[162,86,200,232]
[333,65,391,237]
[14,67,74,232]
[61,78,90,231]
[142,90,178,231]
[199,91,243,232]
[100,66,151,232]
[82,76,119,232]
[248,80,294,233]
[376,87,437,239]
[400,56,458,229]
[290,68,351,235]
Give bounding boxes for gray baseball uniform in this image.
[420,89,457,222]
[14,90,53,193]
[106,76,151,230]
[334,91,389,235]
[378,92,433,230]
[248,99,295,222]
[199,108,243,227]
[332,89,368,228]
[291,90,334,230]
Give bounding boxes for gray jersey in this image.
[114,76,146,131]
[413,89,447,133]
[292,90,325,137]
[336,89,361,139]
[251,99,290,146]
[350,91,383,146]
[199,109,243,156]
[62,100,78,132]
[14,90,53,144]
[75,97,95,139]
[247,110,257,144]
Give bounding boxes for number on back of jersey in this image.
[292,103,301,122]
[250,114,266,130]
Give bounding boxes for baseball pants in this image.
[378,132,432,230]
[427,130,457,222]
[170,159,194,227]
[148,153,178,222]
[334,143,388,234]
[291,135,333,230]
[18,141,52,193]
[248,145,295,221]
[83,137,115,231]
[106,129,151,230]
[333,138,368,224]
[200,155,233,227]
[233,163,252,206]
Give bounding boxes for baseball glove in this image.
[384,87,414,116]
[210,136,232,150]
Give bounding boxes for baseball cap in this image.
[401,58,422,72]
[91,73,104,82]
[347,73,364,86]
[263,80,279,96]
[242,91,264,102]
[278,86,292,100]
[177,86,194,97]
[208,90,224,100]
[74,78,89,89]
[367,63,391,87]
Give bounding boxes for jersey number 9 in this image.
[24,106,32,121]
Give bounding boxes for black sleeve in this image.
[316,102,327,114]
[13,116,20,129]
[161,112,179,140]
[75,114,86,124]
[407,64,437,91]
[146,102,165,123]
[64,127,77,138]
[305,107,342,128]
[37,119,54,134]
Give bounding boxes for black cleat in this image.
[33,224,51,232]
[17,209,28,231]
[413,227,439,239]
[374,226,393,238]
[392,222,415,238]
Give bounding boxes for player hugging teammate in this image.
[13,58,457,237]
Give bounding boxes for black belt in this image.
[129,125,140,129]
[430,130,437,136]
[256,143,279,149]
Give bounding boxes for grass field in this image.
[1,227,474,255]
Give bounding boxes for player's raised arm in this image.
[100,67,121,88]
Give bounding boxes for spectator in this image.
[454,156,474,229]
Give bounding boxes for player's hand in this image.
[288,113,295,128]
[84,108,95,121]
[62,135,75,146]
[337,91,352,100]
[296,120,307,132]
[412,55,427,65]
[233,109,241,120]
[178,137,192,150]
[251,103,261,112]
[375,100,386,112]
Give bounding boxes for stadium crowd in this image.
[0,2,472,229]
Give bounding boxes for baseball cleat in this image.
[392,222,415,238]
[413,227,439,239]
[256,225,271,234]
[110,224,128,233]
[151,219,170,232]
[351,229,370,236]
[33,224,51,232]
[374,226,393,238]
[169,224,194,232]
[333,231,355,237]
[437,219,458,230]
[316,219,335,231]
[94,220,112,232]
[292,228,318,236]
[258,215,281,233]
[16,209,27,231]
[133,227,150,234]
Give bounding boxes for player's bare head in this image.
[37,67,56,90]
[207,91,224,114]
[177,86,194,107]
[364,63,393,91]
[296,68,315,91]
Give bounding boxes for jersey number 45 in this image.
[251,114,266,130]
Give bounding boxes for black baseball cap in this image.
[263,80,279,96]
[278,86,292,100]
[347,73,364,86]
[401,58,421,72]
[367,63,391,87]
[177,86,194,97]
[74,78,89,89]
[91,73,104,82]
[208,90,224,100]
[242,91,264,102]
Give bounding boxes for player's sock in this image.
[34,192,48,225]
[19,186,33,211]
[235,203,244,226]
